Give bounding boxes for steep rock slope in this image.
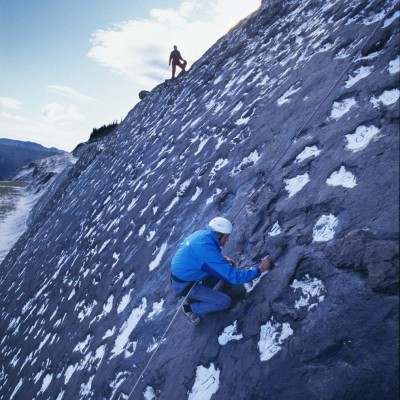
[0,0,399,399]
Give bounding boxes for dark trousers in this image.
[171,276,245,317]
[172,60,187,78]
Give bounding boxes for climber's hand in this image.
[224,256,235,266]
[259,256,272,273]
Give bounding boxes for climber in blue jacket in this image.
[171,217,272,324]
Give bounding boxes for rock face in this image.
[0,0,399,399]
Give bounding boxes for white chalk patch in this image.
[38,374,53,395]
[77,301,97,322]
[206,188,222,205]
[268,221,282,237]
[73,335,92,354]
[112,252,120,268]
[10,349,21,367]
[345,66,373,88]
[329,97,357,120]
[155,158,166,169]
[363,10,386,25]
[277,85,301,105]
[345,125,380,152]
[9,378,23,400]
[80,375,94,397]
[111,298,147,358]
[191,186,202,201]
[218,320,243,345]
[38,333,51,352]
[335,48,351,59]
[146,299,165,320]
[64,364,78,384]
[55,390,65,400]
[138,225,146,236]
[144,386,157,400]
[215,137,225,150]
[312,214,338,242]
[388,56,400,74]
[258,317,293,362]
[140,194,156,217]
[122,273,135,288]
[209,159,229,185]
[383,10,400,27]
[326,166,357,188]
[291,274,326,310]
[146,231,156,242]
[230,101,243,115]
[117,290,133,313]
[149,243,168,271]
[178,179,192,196]
[235,115,251,125]
[230,150,261,176]
[295,145,321,163]
[244,270,269,294]
[102,327,115,339]
[146,337,166,353]
[284,173,310,198]
[93,345,106,367]
[370,89,400,107]
[195,138,210,155]
[164,196,179,213]
[188,363,220,400]
[99,239,111,253]
[109,371,130,400]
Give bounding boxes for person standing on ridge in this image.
[169,45,187,79]
[171,217,273,325]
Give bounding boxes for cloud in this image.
[87,0,260,88]
[0,97,22,109]
[0,111,27,122]
[47,85,95,102]
[42,102,85,124]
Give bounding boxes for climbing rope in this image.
[231,5,394,223]
[118,5,396,398]
[123,287,194,400]
[158,64,171,84]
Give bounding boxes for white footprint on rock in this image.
[345,125,380,152]
[329,97,357,120]
[284,173,310,198]
[312,214,338,242]
[295,145,321,163]
[268,221,282,237]
[326,166,357,188]
[258,317,293,362]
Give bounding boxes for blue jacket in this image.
[171,226,261,285]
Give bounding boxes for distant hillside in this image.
[0,138,64,180]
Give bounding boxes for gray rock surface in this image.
[0,0,398,399]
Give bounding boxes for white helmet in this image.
[208,217,233,234]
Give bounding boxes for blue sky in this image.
[0,0,260,151]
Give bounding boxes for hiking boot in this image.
[181,303,201,325]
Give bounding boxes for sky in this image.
[0,0,260,151]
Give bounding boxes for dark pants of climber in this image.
[171,60,187,78]
[172,276,245,316]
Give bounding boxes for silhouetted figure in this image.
[169,45,187,79]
